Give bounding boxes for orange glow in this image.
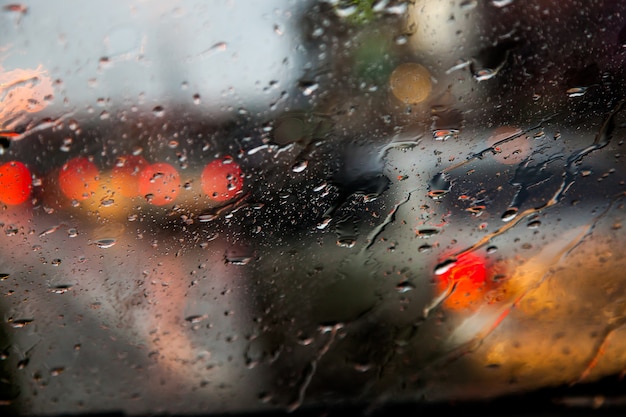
[437,252,488,311]
[58,157,100,201]
[138,162,180,206]
[0,161,32,205]
[201,157,243,202]
[389,63,432,104]
[110,155,148,198]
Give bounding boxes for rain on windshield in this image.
[1,0,626,415]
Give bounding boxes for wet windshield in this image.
[1,0,626,415]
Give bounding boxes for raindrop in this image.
[185,314,209,324]
[385,2,407,14]
[192,94,201,105]
[394,34,408,45]
[224,255,253,265]
[67,228,78,238]
[198,213,217,222]
[299,81,319,96]
[335,3,357,17]
[527,220,541,228]
[416,228,439,238]
[473,69,497,81]
[8,318,33,328]
[152,106,165,117]
[491,0,513,7]
[466,205,486,216]
[432,129,459,141]
[418,244,432,253]
[317,217,332,230]
[396,281,415,293]
[460,0,477,10]
[39,225,61,237]
[50,367,65,376]
[100,198,115,207]
[428,172,452,199]
[434,258,457,275]
[486,245,498,254]
[51,258,62,266]
[566,87,587,98]
[336,238,356,248]
[501,207,518,222]
[49,285,72,294]
[94,238,117,249]
[292,160,308,173]
[60,137,73,152]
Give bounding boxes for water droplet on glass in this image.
[394,34,408,45]
[486,245,498,254]
[527,220,541,228]
[292,160,308,173]
[100,198,115,207]
[60,137,73,152]
[416,228,439,238]
[418,244,432,253]
[335,3,357,17]
[67,228,78,238]
[434,258,458,275]
[192,94,201,105]
[50,367,65,376]
[317,217,332,230]
[501,207,518,222]
[49,285,72,294]
[466,205,486,216]
[0,273,9,281]
[152,106,165,117]
[94,238,117,249]
[460,0,478,10]
[39,225,61,237]
[336,238,356,248]
[224,255,253,265]
[473,68,497,81]
[432,129,459,141]
[51,258,61,266]
[566,87,587,98]
[299,81,319,96]
[396,281,415,293]
[428,172,452,199]
[8,318,33,328]
[491,0,513,7]
[185,314,209,324]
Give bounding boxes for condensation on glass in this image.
[1,0,626,415]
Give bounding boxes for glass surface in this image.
[1,0,626,415]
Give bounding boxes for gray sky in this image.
[1,0,311,119]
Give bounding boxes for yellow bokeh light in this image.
[389,63,432,104]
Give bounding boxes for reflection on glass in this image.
[1,0,626,415]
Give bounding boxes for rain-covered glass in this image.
[1,0,626,415]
